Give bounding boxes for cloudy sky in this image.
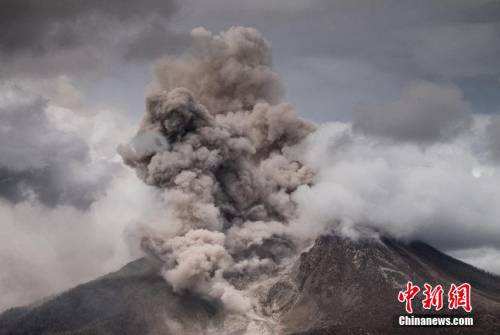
[1,0,500,311]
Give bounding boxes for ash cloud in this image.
[119,26,314,327]
[1,1,500,319]
[152,27,285,113]
[120,28,500,327]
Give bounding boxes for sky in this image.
[1,0,500,311]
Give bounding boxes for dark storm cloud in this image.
[124,20,189,61]
[352,81,472,143]
[300,0,500,78]
[0,167,103,209]
[486,114,500,161]
[0,0,177,53]
[0,84,110,208]
[181,0,500,76]
[178,0,500,120]
[0,0,188,78]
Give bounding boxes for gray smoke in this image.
[119,26,315,329]
[152,27,285,114]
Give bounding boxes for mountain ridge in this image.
[1,234,499,334]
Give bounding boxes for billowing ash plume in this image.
[119,26,315,321]
[152,27,284,114]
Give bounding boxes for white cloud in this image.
[291,119,500,270]
[0,167,164,311]
[450,247,500,275]
[0,77,161,311]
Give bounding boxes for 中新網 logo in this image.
[397,281,472,314]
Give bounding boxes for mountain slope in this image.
[263,235,500,334]
[1,235,499,334]
[0,258,222,335]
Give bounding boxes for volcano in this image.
[1,234,499,335]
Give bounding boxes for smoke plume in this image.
[119,26,315,330]
[120,26,500,333]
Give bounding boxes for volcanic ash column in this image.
[118,26,316,320]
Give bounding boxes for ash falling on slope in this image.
[118,26,315,329]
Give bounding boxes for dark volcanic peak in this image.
[266,235,500,334]
[1,234,499,335]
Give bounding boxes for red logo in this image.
[448,283,472,312]
[398,281,420,313]
[398,282,472,314]
[422,283,444,311]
